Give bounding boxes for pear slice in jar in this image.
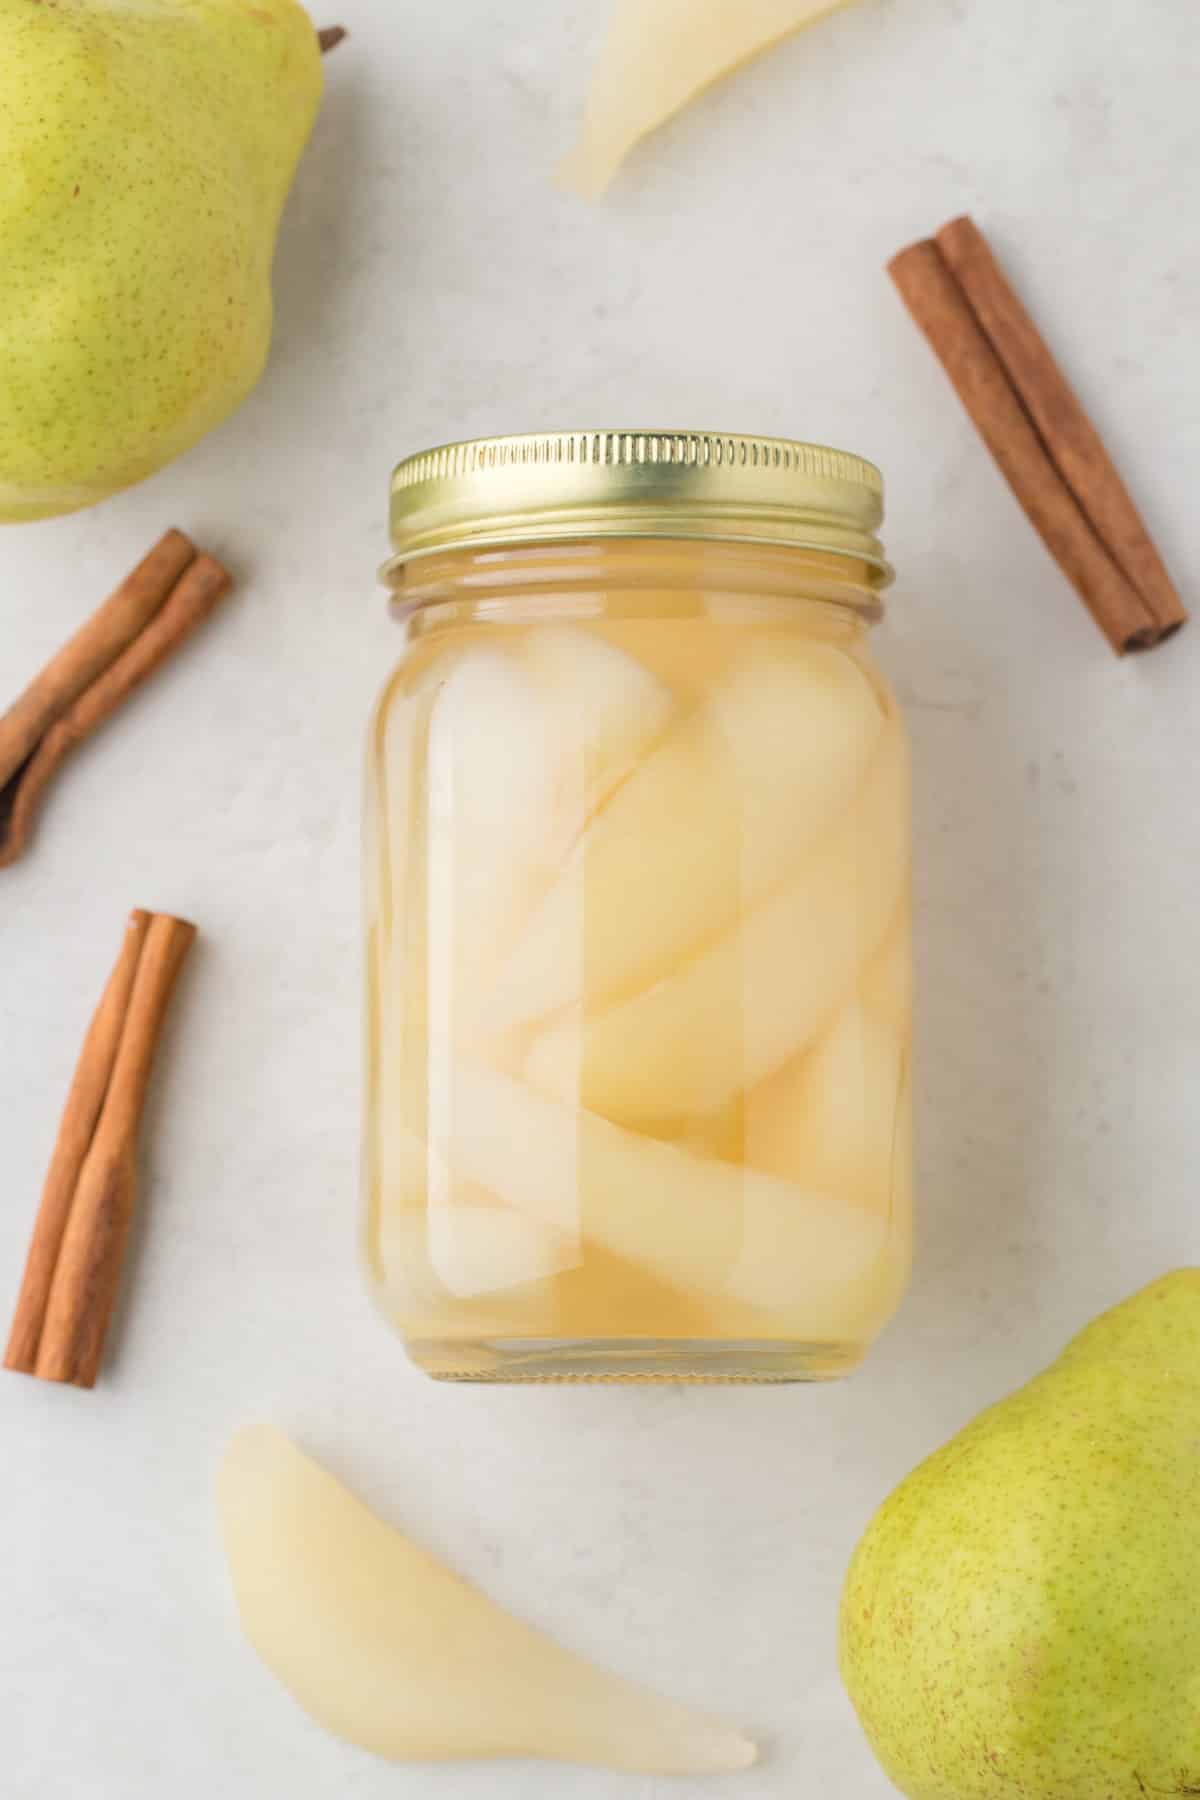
[524,708,909,1128]
[370,1036,580,1306]
[219,1426,757,1774]
[366,1056,570,1342]
[520,622,676,816]
[482,638,885,1044]
[859,899,913,1041]
[368,1132,707,1337]
[549,1241,718,1340]
[370,1037,709,1332]
[888,1055,914,1244]
[369,1204,568,1342]
[744,902,911,1211]
[586,614,751,696]
[440,1063,889,1330]
[421,631,673,1043]
[745,1001,906,1215]
[428,1193,579,1299]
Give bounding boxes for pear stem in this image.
[318,26,347,53]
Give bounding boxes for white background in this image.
[3,2,1198,1794]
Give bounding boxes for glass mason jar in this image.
[364,432,911,1383]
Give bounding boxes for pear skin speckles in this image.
[0,0,322,520]
[840,1271,1200,1799]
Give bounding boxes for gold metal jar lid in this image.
[384,430,891,584]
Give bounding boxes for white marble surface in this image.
[3,1,1198,1794]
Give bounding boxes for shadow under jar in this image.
[364,432,912,1383]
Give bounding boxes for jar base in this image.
[406,1336,866,1384]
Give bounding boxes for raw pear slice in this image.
[484,638,884,1042]
[525,710,909,1126]
[219,1426,757,1774]
[561,0,859,197]
[442,1063,889,1324]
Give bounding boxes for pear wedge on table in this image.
[562,0,861,196]
[220,1426,757,1775]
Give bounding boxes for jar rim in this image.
[382,430,892,588]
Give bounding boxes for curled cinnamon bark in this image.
[4,910,197,1389]
[0,532,232,867]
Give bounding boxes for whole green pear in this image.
[0,0,323,522]
[841,1271,1200,1799]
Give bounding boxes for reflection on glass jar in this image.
[364,433,911,1383]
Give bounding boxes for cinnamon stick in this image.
[936,217,1187,644]
[3,912,152,1376]
[0,534,232,867]
[0,531,195,786]
[5,910,197,1389]
[888,220,1187,655]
